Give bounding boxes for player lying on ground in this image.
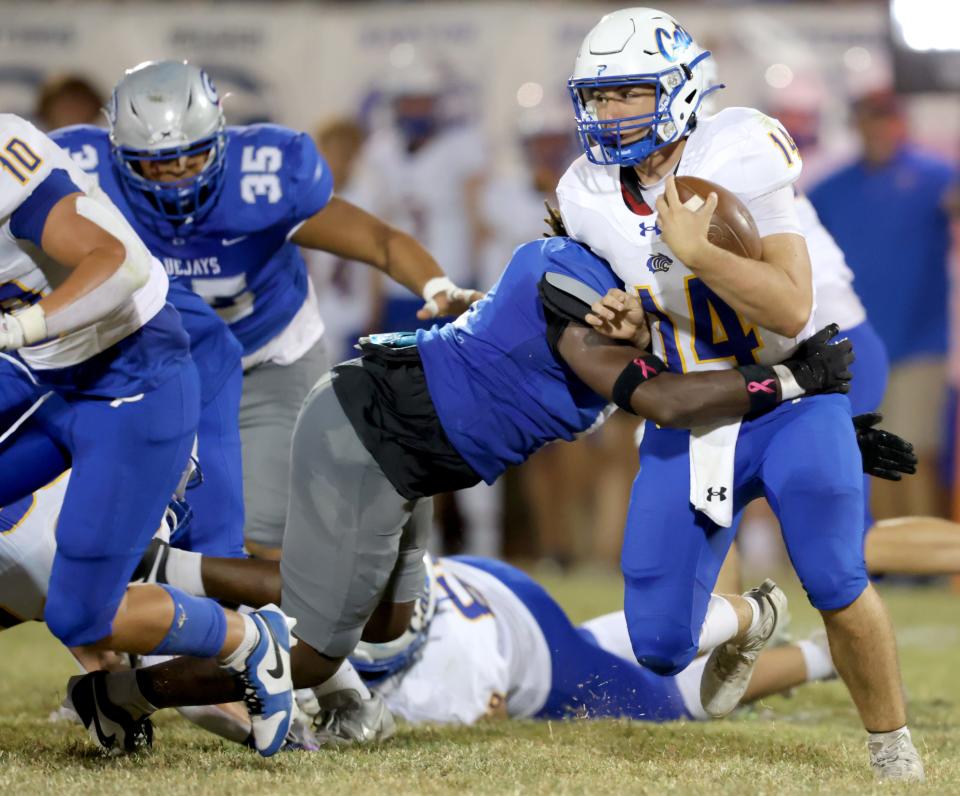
[0,115,296,756]
[556,6,924,780]
[54,60,480,562]
[84,233,902,750]
[346,555,837,726]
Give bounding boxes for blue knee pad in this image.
[624,596,699,676]
[45,549,141,647]
[45,584,119,647]
[151,585,228,658]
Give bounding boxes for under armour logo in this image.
[706,486,727,502]
[638,222,661,237]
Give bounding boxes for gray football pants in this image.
[240,338,329,549]
[280,370,431,657]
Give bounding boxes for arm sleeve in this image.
[746,185,803,238]
[9,169,82,246]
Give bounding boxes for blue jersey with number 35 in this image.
[51,124,334,356]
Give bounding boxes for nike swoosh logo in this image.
[266,623,285,680]
[222,236,248,247]
[91,682,117,748]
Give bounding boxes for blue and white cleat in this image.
[226,604,297,757]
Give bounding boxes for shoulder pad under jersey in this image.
[0,114,84,221]
[683,107,802,199]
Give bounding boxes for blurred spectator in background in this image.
[304,117,373,362]
[810,90,956,520]
[34,73,104,130]
[350,56,489,333]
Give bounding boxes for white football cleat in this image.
[869,728,925,782]
[700,579,788,718]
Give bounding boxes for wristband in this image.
[612,354,666,414]
[422,276,455,302]
[772,363,805,400]
[13,304,47,345]
[737,364,780,414]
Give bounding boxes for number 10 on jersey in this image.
[636,276,763,372]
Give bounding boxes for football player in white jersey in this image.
[556,8,922,780]
[695,65,960,585]
[0,115,298,756]
[348,555,837,727]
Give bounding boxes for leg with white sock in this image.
[763,395,923,781]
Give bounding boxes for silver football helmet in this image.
[108,60,227,229]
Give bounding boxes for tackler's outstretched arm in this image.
[291,196,482,320]
[543,272,853,428]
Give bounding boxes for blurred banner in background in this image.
[5,1,956,179]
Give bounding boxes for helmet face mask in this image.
[113,133,227,229]
[107,60,227,232]
[568,8,718,167]
[569,69,687,166]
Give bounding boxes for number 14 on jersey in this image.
[637,276,764,372]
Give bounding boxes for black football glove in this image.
[854,412,918,481]
[782,323,854,395]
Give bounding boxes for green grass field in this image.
[1,568,956,795]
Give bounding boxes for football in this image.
[674,175,763,260]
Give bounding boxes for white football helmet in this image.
[350,554,439,683]
[568,7,719,166]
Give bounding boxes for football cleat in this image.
[311,688,397,746]
[66,672,153,755]
[225,604,297,757]
[280,700,321,752]
[869,728,925,782]
[699,579,788,718]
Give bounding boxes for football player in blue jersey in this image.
[53,60,480,560]
[89,235,907,740]
[0,114,296,757]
